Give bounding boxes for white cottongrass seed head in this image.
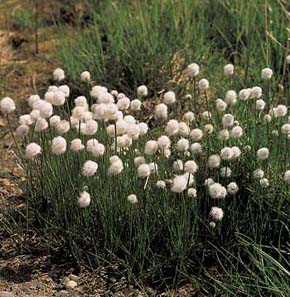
[156,180,166,189]
[127,194,138,204]
[257,147,269,160]
[81,71,91,82]
[187,188,197,198]
[0,97,16,114]
[283,170,290,184]
[239,89,251,101]
[198,78,209,90]
[53,68,65,81]
[137,164,151,178]
[35,118,48,132]
[204,178,215,187]
[144,140,158,155]
[190,128,203,141]
[173,159,184,172]
[222,114,234,128]
[261,68,273,80]
[260,178,270,188]
[250,86,262,99]
[176,138,189,152]
[224,64,234,76]
[18,114,33,126]
[155,103,168,120]
[208,183,227,199]
[51,136,67,155]
[183,111,195,122]
[227,182,239,195]
[253,169,264,179]
[171,174,188,193]
[220,167,232,178]
[210,207,224,221]
[216,99,227,112]
[82,160,98,176]
[184,160,198,174]
[225,90,237,105]
[78,191,91,208]
[70,139,84,152]
[256,99,266,111]
[165,119,179,136]
[220,147,234,161]
[108,156,124,176]
[137,85,148,97]
[130,99,142,111]
[208,155,221,169]
[25,143,41,159]
[16,125,29,138]
[157,135,171,149]
[230,126,243,138]
[191,142,202,155]
[186,63,200,77]
[163,91,176,105]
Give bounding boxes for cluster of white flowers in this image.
[4,62,290,227]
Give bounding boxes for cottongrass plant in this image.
[207,234,290,297]
[1,62,290,288]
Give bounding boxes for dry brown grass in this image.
[0,30,14,66]
[0,1,61,100]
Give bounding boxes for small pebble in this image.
[65,280,77,290]
[68,274,80,281]
[0,179,11,187]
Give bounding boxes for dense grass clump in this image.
[60,0,290,94]
[209,235,290,296]
[1,60,290,293]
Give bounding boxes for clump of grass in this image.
[11,8,33,30]
[1,59,290,290]
[59,0,290,94]
[207,234,290,296]
[59,0,221,93]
